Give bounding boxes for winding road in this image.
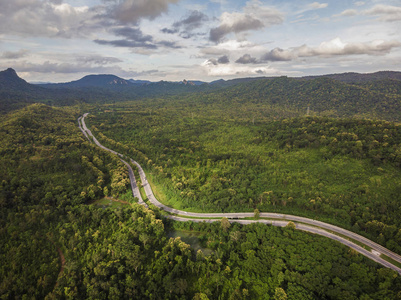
[78,113,401,275]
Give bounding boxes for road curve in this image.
[79,113,401,275]
[78,115,146,207]
[120,159,148,208]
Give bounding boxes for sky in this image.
[0,0,400,83]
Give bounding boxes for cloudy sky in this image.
[0,0,400,82]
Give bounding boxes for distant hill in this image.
[205,76,401,121]
[210,76,269,88]
[0,69,120,113]
[303,71,401,83]
[0,68,52,113]
[0,68,42,92]
[41,74,133,88]
[1,67,401,120]
[0,68,209,113]
[180,79,206,86]
[128,79,151,86]
[41,75,206,88]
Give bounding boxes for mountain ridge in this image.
[1,67,401,120]
[2,67,400,88]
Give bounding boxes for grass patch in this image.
[380,255,401,269]
[146,172,215,213]
[146,172,169,203]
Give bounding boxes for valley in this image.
[1,69,401,299]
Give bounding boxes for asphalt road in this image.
[120,159,147,208]
[80,113,401,275]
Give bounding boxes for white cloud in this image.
[201,60,279,77]
[258,38,401,64]
[209,0,284,42]
[0,0,93,37]
[296,1,328,14]
[307,2,328,10]
[296,38,400,57]
[363,4,401,22]
[337,9,358,17]
[209,0,228,4]
[336,4,401,22]
[0,0,183,38]
[201,40,257,56]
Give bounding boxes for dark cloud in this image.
[94,39,158,49]
[209,26,228,43]
[158,40,182,49]
[173,10,209,31]
[161,10,209,39]
[210,16,263,42]
[0,49,29,59]
[94,25,181,50]
[204,55,230,66]
[94,36,181,50]
[105,0,180,24]
[235,54,258,64]
[217,55,230,64]
[113,27,153,42]
[161,27,179,34]
[261,48,293,61]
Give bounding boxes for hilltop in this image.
[1,68,400,121]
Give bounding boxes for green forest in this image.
[87,97,401,256]
[1,70,401,299]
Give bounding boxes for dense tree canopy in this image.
[1,93,401,299]
[89,100,401,255]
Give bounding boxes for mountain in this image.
[128,79,151,86]
[0,68,117,113]
[0,68,53,113]
[209,71,401,87]
[210,76,269,87]
[2,67,401,120]
[0,68,40,92]
[303,71,401,83]
[180,79,206,86]
[204,75,401,121]
[41,74,133,88]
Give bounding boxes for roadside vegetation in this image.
[88,99,401,257]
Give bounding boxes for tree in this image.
[193,293,209,300]
[221,217,231,232]
[254,208,260,219]
[286,221,296,230]
[274,287,288,300]
[103,186,109,197]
